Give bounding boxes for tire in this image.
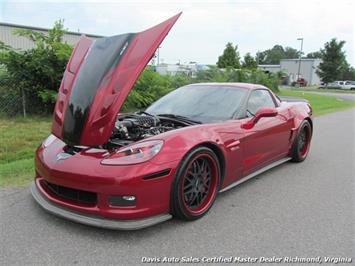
[171,146,221,221]
[290,120,312,162]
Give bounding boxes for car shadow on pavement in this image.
[28,194,185,237]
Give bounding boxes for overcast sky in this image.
[1,0,354,66]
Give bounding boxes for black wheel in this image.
[290,120,312,162]
[171,146,221,221]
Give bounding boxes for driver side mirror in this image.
[241,107,278,129]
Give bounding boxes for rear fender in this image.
[288,103,313,147]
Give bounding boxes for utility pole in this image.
[157,46,161,66]
[21,87,26,118]
[297,38,304,85]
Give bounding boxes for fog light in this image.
[122,195,136,201]
[109,195,136,206]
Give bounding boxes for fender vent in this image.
[143,169,171,180]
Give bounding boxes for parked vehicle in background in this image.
[322,81,355,90]
[291,78,307,87]
[341,81,355,90]
[318,82,326,89]
[325,81,342,89]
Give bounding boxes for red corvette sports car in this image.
[31,13,313,230]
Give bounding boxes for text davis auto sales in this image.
[141,256,353,264]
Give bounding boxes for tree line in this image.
[0,21,279,115]
[217,40,355,83]
[0,20,353,115]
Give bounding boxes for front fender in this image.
[150,125,226,166]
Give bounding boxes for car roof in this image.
[187,82,267,90]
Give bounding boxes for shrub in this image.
[0,20,72,114]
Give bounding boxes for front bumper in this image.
[31,182,172,230]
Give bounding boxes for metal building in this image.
[0,22,102,50]
[258,58,322,86]
[280,58,321,86]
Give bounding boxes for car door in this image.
[240,89,291,176]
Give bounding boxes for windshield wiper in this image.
[157,114,202,124]
[246,109,255,117]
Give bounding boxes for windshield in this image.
[146,84,247,123]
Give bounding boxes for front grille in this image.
[43,180,97,205]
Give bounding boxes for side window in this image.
[247,90,276,116]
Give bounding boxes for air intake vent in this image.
[43,180,97,205]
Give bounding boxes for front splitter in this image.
[30,182,172,230]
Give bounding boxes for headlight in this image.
[101,140,164,165]
[42,134,57,147]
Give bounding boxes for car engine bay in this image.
[106,113,191,149]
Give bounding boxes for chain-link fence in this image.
[0,77,56,117]
[0,79,27,117]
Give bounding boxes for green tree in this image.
[193,66,279,92]
[263,45,285,64]
[317,38,348,83]
[342,66,355,80]
[0,20,72,113]
[123,66,174,111]
[284,47,301,59]
[306,51,322,59]
[255,50,267,64]
[242,53,257,69]
[217,42,241,69]
[256,45,301,64]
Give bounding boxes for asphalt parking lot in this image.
[1,108,354,266]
